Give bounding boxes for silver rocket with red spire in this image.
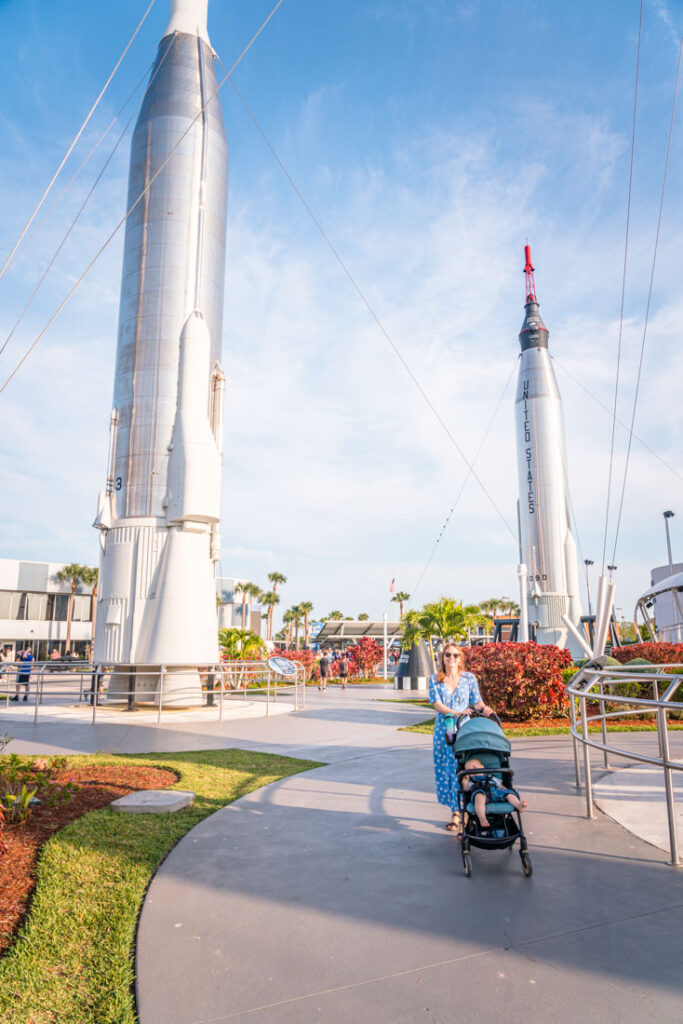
[92,0,228,703]
[515,245,583,656]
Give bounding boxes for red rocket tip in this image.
[523,242,537,303]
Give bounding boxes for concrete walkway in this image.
[123,695,683,1024]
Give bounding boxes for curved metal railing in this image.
[567,659,683,866]
[0,659,306,725]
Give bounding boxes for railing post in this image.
[33,667,46,725]
[657,706,680,866]
[158,665,165,725]
[569,690,581,787]
[599,680,609,768]
[266,673,270,717]
[91,665,99,724]
[219,664,225,721]
[580,694,595,818]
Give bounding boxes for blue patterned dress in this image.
[429,671,482,812]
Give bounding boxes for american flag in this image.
[389,576,396,594]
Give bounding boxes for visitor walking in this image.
[319,649,330,692]
[339,653,349,690]
[428,643,491,833]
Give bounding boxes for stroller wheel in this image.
[520,850,533,877]
[462,852,472,878]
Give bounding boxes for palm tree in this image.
[85,567,98,659]
[268,572,287,593]
[322,610,344,621]
[56,563,95,655]
[401,597,490,655]
[218,627,265,661]
[358,612,369,621]
[288,604,305,649]
[244,583,262,631]
[391,591,410,618]
[299,601,314,647]
[282,609,296,646]
[260,590,280,641]
[234,582,259,630]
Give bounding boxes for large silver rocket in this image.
[514,246,583,656]
[93,0,227,704]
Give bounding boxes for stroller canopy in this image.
[453,716,511,756]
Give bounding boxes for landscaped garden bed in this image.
[0,759,177,957]
[0,749,316,1024]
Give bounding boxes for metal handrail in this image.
[0,658,306,725]
[566,660,683,866]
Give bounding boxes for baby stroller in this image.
[445,711,532,878]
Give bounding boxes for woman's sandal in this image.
[445,813,461,834]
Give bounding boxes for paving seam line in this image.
[183,899,683,1023]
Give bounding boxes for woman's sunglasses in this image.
[443,652,460,659]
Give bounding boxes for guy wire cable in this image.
[0,37,177,362]
[600,0,643,574]
[408,357,519,607]
[609,29,683,567]
[3,56,157,279]
[0,0,157,282]
[0,0,286,397]
[552,355,683,486]
[225,74,519,544]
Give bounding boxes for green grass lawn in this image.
[0,749,318,1024]
[400,717,683,736]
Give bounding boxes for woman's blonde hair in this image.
[436,641,464,683]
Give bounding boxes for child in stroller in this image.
[446,710,533,877]
[462,757,528,834]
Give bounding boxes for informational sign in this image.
[309,621,324,638]
[268,657,297,678]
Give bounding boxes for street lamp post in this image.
[584,559,594,617]
[606,566,618,644]
[664,511,675,572]
[663,511,682,641]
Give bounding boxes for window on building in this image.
[0,592,12,618]
[27,593,46,621]
[16,593,28,620]
[72,595,92,622]
[54,594,69,621]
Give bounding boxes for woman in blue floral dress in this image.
[429,643,492,832]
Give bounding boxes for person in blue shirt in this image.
[428,642,492,833]
[10,647,33,702]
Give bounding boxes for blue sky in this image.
[1,0,683,626]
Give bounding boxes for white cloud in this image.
[1,43,683,629]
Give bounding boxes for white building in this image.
[216,577,262,634]
[0,558,96,659]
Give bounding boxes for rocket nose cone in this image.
[519,300,549,352]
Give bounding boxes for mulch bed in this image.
[0,762,177,956]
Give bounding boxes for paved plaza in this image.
[2,687,682,1023]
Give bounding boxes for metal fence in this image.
[567,659,683,866]
[0,659,306,725]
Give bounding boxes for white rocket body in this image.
[93,0,227,704]
[514,254,583,657]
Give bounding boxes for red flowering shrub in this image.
[273,648,319,681]
[346,638,384,679]
[611,643,683,665]
[463,642,573,721]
